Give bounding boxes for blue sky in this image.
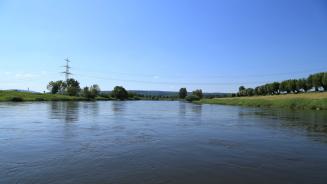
[0,0,326,92]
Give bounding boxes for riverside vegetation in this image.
[191,72,327,110]
[1,71,327,110]
[196,92,327,110]
[0,78,179,102]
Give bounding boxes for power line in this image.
[72,66,327,79]
[73,73,276,86]
[72,67,327,86]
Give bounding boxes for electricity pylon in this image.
[62,58,72,81]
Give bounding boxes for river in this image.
[0,101,327,184]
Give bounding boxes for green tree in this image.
[81,86,92,99]
[192,89,203,99]
[47,81,59,94]
[111,86,128,100]
[308,73,323,91]
[90,84,101,97]
[279,80,290,93]
[81,84,100,99]
[286,79,297,93]
[259,86,267,95]
[271,82,280,94]
[179,88,187,99]
[255,86,266,96]
[264,84,273,95]
[47,80,65,94]
[296,78,309,92]
[245,88,254,96]
[238,86,246,96]
[322,72,327,91]
[66,78,81,96]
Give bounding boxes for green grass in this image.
[196,92,327,110]
[0,90,140,102]
[0,90,88,102]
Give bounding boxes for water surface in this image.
[1,101,327,184]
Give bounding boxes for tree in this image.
[259,86,267,95]
[279,80,290,94]
[90,84,101,97]
[192,89,203,99]
[271,82,280,94]
[255,86,266,96]
[264,84,273,95]
[322,72,327,91]
[296,78,309,92]
[286,79,297,93]
[47,80,65,94]
[81,84,100,99]
[238,86,246,96]
[66,78,81,96]
[47,81,59,94]
[81,86,92,99]
[307,74,315,91]
[308,73,323,91]
[179,88,187,99]
[245,88,254,96]
[111,86,128,100]
[239,86,245,91]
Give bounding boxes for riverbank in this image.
[0,90,112,102]
[196,92,327,110]
[0,90,177,102]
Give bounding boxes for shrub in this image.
[185,95,200,102]
[11,97,23,102]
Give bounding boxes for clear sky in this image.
[0,0,326,92]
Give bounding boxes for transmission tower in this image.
[62,58,72,81]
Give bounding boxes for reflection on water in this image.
[179,102,186,115]
[191,104,202,115]
[111,101,126,114]
[48,102,101,123]
[0,101,327,184]
[49,101,80,123]
[252,108,327,134]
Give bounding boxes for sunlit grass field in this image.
[197,92,327,110]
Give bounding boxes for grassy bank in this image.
[0,90,89,102]
[0,90,146,102]
[196,92,327,110]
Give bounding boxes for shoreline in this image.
[195,92,327,110]
[0,90,178,102]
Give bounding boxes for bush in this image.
[192,89,203,99]
[185,95,200,102]
[111,86,128,100]
[11,97,23,102]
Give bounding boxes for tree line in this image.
[236,72,327,97]
[47,79,130,100]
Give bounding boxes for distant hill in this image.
[102,90,230,97]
